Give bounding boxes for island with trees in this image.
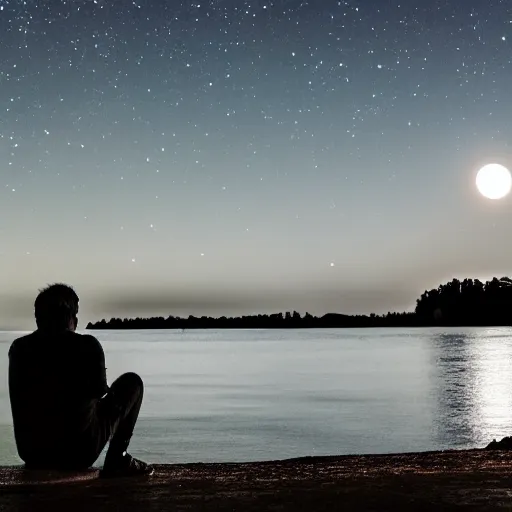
[86,277,512,330]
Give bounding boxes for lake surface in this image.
[1,327,512,465]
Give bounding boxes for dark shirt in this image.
[8,330,109,464]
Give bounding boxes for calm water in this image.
[1,327,512,465]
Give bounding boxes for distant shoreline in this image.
[85,312,420,330]
[86,276,512,331]
[86,323,512,330]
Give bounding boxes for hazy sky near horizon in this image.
[2,0,512,329]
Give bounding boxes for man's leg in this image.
[97,372,152,476]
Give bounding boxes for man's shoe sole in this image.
[99,466,154,479]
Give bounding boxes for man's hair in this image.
[34,283,79,330]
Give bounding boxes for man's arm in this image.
[85,335,110,398]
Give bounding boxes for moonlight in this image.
[476,164,512,200]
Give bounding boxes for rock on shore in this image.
[2,449,512,511]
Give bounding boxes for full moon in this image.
[476,163,512,200]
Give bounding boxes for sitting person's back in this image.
[8,283,153,477]
[9,329,108,468]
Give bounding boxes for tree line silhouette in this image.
[86,277,512,330]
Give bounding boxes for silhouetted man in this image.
[8,283,153,477]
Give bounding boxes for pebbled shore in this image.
[2,449,512,511]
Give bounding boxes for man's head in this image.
[34,283,79,331]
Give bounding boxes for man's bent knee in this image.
[116,372,144,391]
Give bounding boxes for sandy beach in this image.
[1,449,512,511]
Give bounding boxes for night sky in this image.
[1,0,512,329]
